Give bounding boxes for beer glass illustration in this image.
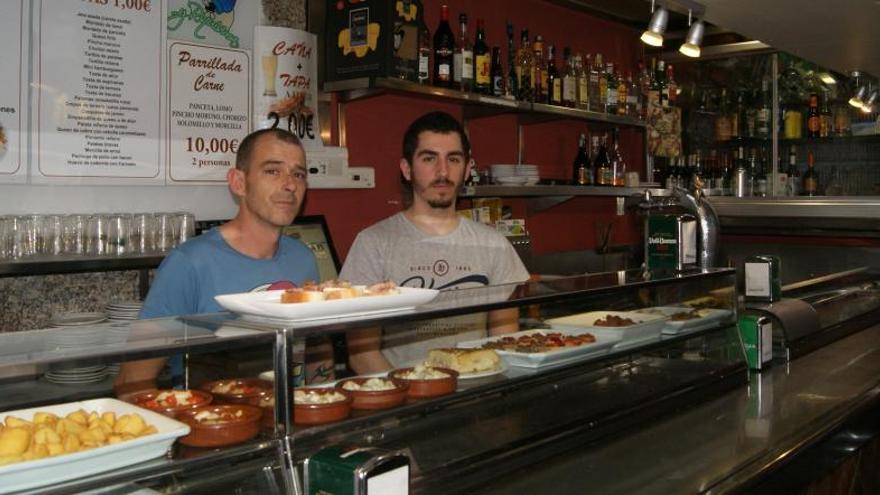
[262,53,278,97]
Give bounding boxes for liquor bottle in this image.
[756,78,771,139]
[605,63,617,114]
[610,129,626,186]
[666,64,677,105]
[626,72,638,117]
[755,148,769,197]
[532,35,547,102]
[731,91,744,141]
[516,29,533,102]
[647,58,660,109]
[572,132,590,185]
[561,47,577,108]
[819,92,832,138]
[547,45,561,105]
[490,47,504,97]
[786,145,800,196]
[715,89,732,141]
[638,61,651,118]
[576,54,589,110]
[418,21,431,85]
[594,133,612,185]
[590,135,600,183]
[598,59,609,113]
[505,21,517,99]
[747,148,757,196]
[473,19,490,94]
[711,150,724,191]
[589,53,602,112]
[617,70,628,116]
[807,93,820,138]
[802,150,818,195]
[656,59,668,107]
[732,146,748,197]
[432,5,455,88]
[454,13,473,92]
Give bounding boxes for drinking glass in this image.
[130,213,154,254]
[107,214,131,256]
[12,216,36,259]
[41,214,64,256]
[86,214,109,256]
[62,214,87,255]
[176,212,196,245]
[153,212,178,252]
[0,216,11,259]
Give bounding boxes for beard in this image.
[422,178,460,209]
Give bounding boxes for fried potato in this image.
[33,412,59,426]
[113,414,146,436]
[33,427,61,445]
[5,416,32,429]
[66,409,89,426]
[0,428,32,456]
[101,412,116,427]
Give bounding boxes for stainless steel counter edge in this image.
[482,323,880,494]
[709,196,880,219]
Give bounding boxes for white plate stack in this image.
[104,301,143,375]
[45,312,109,385]
[490,164,538,186]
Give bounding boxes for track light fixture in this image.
[861,90,877,113]
[679,10,704,58]
[641,0,669,47]
[849,71,867,108]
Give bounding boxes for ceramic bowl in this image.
[294,387,352,425]
[388,367,459,399]
[128,389,213,417]
[200,378,274,405]
[176,404,262,447]
[334,377,409,410]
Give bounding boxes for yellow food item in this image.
[0,408,158,467]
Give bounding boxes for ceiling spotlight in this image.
[849,85,868,108]
[861,90,878,113]
[641,0,669,47]
[679,13,705,58]
[819,73,837,85]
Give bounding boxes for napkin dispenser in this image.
[305,446,410,495]
[645,213,697,270]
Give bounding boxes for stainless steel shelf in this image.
[0,253,164,277]
[326,78,646,127]
[708,196,880,219]
[459,184,670,198]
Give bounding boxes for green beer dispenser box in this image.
[326,0,425,83]
[305,446,410,495]
[738,315,773,370]
[646,214,697,270]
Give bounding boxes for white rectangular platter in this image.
[215,287,439,322]
[457,329,622,368]
[545,311,667,349]
[634,306,734,335]
[0,398,189,494]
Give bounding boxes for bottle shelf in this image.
[459,184,668,198]
[325,77,646,128]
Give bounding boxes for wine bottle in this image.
[432,5,455,88]
[473,19,491,94]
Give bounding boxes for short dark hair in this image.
[235,128,303,171]
[401,111,471,165]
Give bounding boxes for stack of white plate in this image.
[515,164,540,185]
[490,164,538,186]
[45,312,110,385]
[106,300,142,321]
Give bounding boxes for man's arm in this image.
[347,326,394,374]
[115,358,166,397]
[488,307,520,336]
[304,337,336,384]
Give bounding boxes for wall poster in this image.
[167,41,251,183]
[0,0,28,183]
[34,0,164,184]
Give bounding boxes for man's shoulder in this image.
[278,233,313,254]
[356,213,406,240]
[458,218,508,244]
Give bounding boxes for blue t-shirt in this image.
[140,227,319,319]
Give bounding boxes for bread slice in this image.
[280,288,325,304]
[426,348,500,374]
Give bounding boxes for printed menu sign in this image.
[35,0,163,184]
[167,41,250,183]
[0,0,27,183]
[254,26,323,150]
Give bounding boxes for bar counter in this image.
[483,323,880,494]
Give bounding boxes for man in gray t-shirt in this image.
[340,111,529,373]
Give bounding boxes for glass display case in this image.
[0,268,742,494]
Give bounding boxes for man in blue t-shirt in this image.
[115,128,333,394]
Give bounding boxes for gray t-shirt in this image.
[340,212,530,366]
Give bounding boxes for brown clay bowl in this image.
[176,404,262,447]
[199,378,274,405]
[294,387,352,425]
[388,367,459,399]
[257,390,275,429]
[128,389,213,417]
[334,377,409,410]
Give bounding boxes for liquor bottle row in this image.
[420,5,677,119]
[570,129,628,186]
[656,144,820,197]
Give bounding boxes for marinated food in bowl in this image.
[389,365,458,399]
[294,387,352,425]
[130,389,212,416]
[396,364,452,380]
[200,378,272,405]
[176,405,261,447]
[335,378,408,410]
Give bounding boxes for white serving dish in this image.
[634,306,733,335]
[0,398,189,494]
[215,287,438,322]
[546,311,667,349]
[457,329,621,368]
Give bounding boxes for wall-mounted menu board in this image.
[167,41,251,183]
[0,0,28,184]
[33,0,164,184]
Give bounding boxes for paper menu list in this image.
[35,0,163,183]
[0,0,26,182]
